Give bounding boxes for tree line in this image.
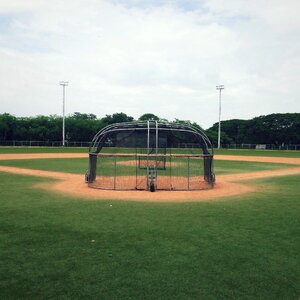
[207,113,300,145]
[0,112,299,145]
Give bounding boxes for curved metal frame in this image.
[86,121,215,191]
[89,121,214,155]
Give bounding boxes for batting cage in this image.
[85,121,215,192]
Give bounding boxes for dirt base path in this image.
[0,165,256,202]
[0,153,300,202]
[1,153,300,165]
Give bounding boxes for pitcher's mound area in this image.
[0,154,300,202]
[37,172,255,202]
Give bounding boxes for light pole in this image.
[59,81,69,147]
[216,85,224,149]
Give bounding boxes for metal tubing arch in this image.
[89,121,214,155]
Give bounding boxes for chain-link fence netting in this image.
[86,121,215,191]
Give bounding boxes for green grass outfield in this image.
[0,147,89,154]
[1,146,300,157]
[0,148,299,299]
[0,157,296,176]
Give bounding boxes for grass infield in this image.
[0,172,299,299]
[0,157,296,176]
[216,148,300,158]
[0,148,299,298]
[0,147,89,154]
[0,146,300,157]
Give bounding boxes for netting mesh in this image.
[86,121,215,191]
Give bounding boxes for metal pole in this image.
[187,156,190,190]
[169,151,172,190]
[114,156,117,190]
[155,121,158,188]
[62,84,65,146]
[59,81,69,147]
[147,120,150,154]
[155,121,158,154]
[147,120,150,188]
[216,85,224,149]
[135,150,138,189]
[218,88,221,149]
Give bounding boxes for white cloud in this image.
[0,0,299,128]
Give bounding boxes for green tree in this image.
[138,113,160,121]
[207,113,300,145]
[0,113,16,140]
[101,113,134,126]
[73,112,97,120]
[172,118,204,132]
[66,115,101,142]
[205,129,233,146]
[208,119,247,144]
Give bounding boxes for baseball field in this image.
[0,147,299,299]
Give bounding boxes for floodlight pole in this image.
[216,85,224,149]
[59,81,69,147]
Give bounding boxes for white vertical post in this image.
[59,81,69,147]
[187,156,190,190]
[216,85,224,149]
[114,156,117,189]
[155,121,158,154]
[147,120,150,154]
[147,120,150,188]
[155,121,158,185]
[62,85,65,146]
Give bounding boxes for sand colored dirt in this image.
[1,152,300,165]
[0,153,300,202]
[0,165,254,202]
[117,160,182,167]
[89,175,211,190]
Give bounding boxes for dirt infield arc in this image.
[0,153,300,202]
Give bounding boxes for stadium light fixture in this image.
[59,81,69,147]
[216,85,225,149]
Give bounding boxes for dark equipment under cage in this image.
[85,121,215,192]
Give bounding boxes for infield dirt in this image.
[0,153,300,202]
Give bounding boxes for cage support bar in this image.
[188,156,190,190]
[114,156,116,189]
[147,120,150,189]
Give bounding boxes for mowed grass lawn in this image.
[0,148,299,299]
[1,146,300,157]
[0,147,89,154]
[0,157,296,176]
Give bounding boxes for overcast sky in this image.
[0,0,299,128]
